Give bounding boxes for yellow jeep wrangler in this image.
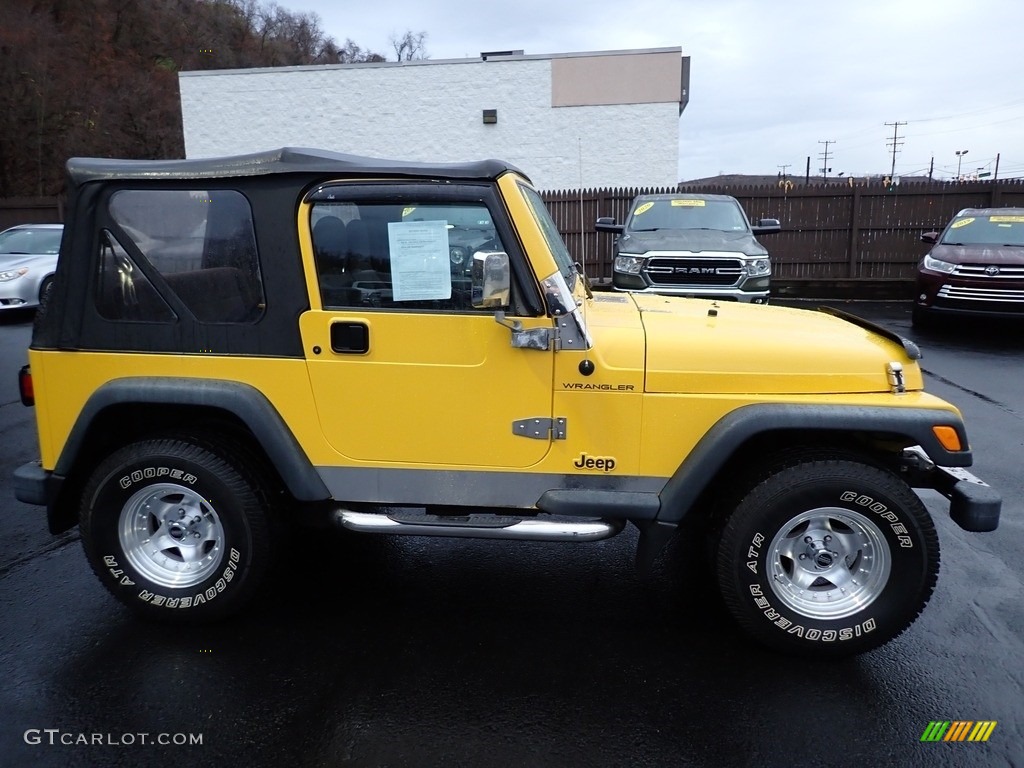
[14,148,1001,658]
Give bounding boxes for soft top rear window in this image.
[102,189,265,323]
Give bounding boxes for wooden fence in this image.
[0,197,64,231]
[542,179,1024,285]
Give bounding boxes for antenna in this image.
[578,138,586,274]
[577,137,593,373]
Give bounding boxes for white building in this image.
[179,48,689,190]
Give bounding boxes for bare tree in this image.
[0,0,400,195]
[337,38,387,63]
[389,30,428,61]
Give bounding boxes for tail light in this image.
[18,365,34,406]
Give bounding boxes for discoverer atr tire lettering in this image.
[716,460,939,658]
[79,439,273,621]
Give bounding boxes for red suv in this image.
[913,207,1024,327]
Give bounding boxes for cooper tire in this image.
[80,438,274,622]
[716,460,939,658]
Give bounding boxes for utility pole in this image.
[805,156,811,185]
[778,164,790,179]
[994,153,1001,180]
[928,156,934,181]
[818,140,835,181]
[885,121,906,180]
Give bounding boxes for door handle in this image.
[330,321,369,354]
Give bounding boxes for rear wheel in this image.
[715,459,939,657]
[80,438,275,621]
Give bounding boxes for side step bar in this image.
[334,509,624,542]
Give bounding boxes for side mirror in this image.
[471,251,511,309]
[595,217,625,235]
[752,218,782,235]
[921,231,939,245]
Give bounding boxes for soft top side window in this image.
[101,189,265,323]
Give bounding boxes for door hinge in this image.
[512,417,567,440]
[495,311,559,350]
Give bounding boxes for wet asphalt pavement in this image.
[0,300,1022,768]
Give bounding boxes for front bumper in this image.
[931,464,1002,532]
[904,447,1001,532]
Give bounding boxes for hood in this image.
[629,296,922,395]
[0,253,58,271]
[929,243,1024,266]
[620,229,767,257]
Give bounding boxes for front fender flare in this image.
[656,402,971,525]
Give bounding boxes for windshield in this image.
[517,182,576,289]
[941,213,1024,246]
[0,227,62,254]
[627,198,748,233]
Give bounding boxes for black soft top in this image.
[66,147,529,188]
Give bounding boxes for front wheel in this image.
[80,438,275,621]
[716,460,939,658]
[38,276,54,306]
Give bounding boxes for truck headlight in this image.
[922,254,956,274]
[745,258,771,277]
[0,268,29,282]
[614,255,644,274]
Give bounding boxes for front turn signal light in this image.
[933,425,962,452]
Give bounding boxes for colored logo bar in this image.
[920,721,997,742]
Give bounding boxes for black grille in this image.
[644,257,743,286]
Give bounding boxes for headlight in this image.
[614,255,644,274]
[449,246,467,266]
[922,254,956,274]
[0,268,29,282]
[745,258,771,277]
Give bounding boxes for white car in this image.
[0,223,63,310]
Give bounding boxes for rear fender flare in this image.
[55,377,330,502]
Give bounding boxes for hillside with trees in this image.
[0,0,394,197]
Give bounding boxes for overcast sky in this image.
[292,0,1024,182]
